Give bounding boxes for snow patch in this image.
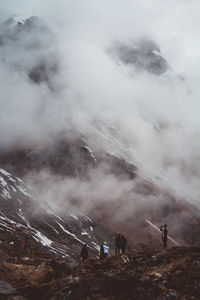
[152,50,162,56]
[6,15,26,28]
[81,230,89,236]
[0,169,12,177]
[70,214,79,221]
[32,229,52,247]
[17,208,30,226]
[82,146,97,162]
[45,222,59,234]
[55,221,85,245]
[1,188,11,199]
[0,176,8,187]
[0,175,12,199]
[0,215,24,227]
[55,215,64,222]
[16,177,24,184]
[11,186,17,192]
[85,216,93,223]
[91,241,100,251]
[16,185,34,199]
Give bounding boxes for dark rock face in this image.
[0,140,95,178]
[3,16,42,30]
[112,39,168,75]
[0,16,59,88]
[0,139,137,180]
[28,60,59,84]
[103,154,137,179]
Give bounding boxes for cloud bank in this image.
[0,0,199,207]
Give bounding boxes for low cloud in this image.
[0,0,199,207]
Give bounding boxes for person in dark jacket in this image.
[100,244,104,259]
[115,233,122,255]
[80,244,88,261]
[121,235,127,254]
[160,224,168,249]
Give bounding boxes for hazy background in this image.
[0,0,199,211]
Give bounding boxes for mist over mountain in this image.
[0,2,200,299]
[0,0,200,249]
[110,39,168,75]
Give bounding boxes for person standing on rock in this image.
[115,233,122,255]
[100,243,104,259]
[80,244,88,262]
[121,235,127,254]
[103,242,109,258]
[160,224,168,249]
[22,237,29,254]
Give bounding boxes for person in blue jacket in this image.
[103,242,109,257]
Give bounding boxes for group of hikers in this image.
[80,233,128,262]
[80,226,168,261]
[11,225,168,263]
[114,233,127,255]
[80,241,110,262]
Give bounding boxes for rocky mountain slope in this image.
[0,167,115,262]
[0,138,136,180]
[1,136,200,261]
[0,6,199,300]
[0,247,200,299]
[111,39,168,75]
[0,15,57,88]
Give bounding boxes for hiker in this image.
[103,242,109,258]
[22,237,29,254]
[160,224,168,249]
[80,244,88,262]
[100,243,104,259]
[121,235,127,254]
[115,233,122,255]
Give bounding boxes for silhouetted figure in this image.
[121,235,127,254]
[115,233,122,255]
[103,242,109,258]
[100,244,104,259]
[160,224,168,249]
[22,237,29,254]
[80,244,88,262]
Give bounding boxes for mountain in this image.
[0,167,115,262]
[111,39,168,75]
[0,15,58,89]
[0,15,200,255]
[1,137,200,260]
[0,12,200,300]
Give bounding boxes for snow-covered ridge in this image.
[3,15,26,28]
[82,146,97,162]
[0,168,30,201]
[0,168,110,259]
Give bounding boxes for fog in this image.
[0,0,199,210]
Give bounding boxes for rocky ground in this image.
[0,246,200,299]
